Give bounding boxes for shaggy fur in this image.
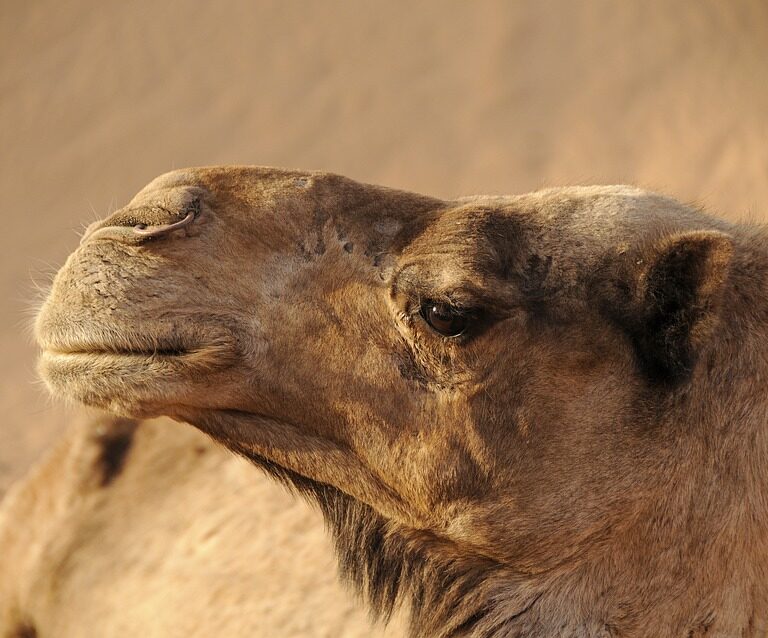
[32,166,768,636]
[247,452,519,637]
[94,417,138,486]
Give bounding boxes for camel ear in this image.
[617,230,734,383]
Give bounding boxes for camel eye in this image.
[421,301,468,337]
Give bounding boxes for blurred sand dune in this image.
[1,1,766,635]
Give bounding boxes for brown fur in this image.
[0,414,402,637]
[30,167,768,636]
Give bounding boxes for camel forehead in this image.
[460,186,721,246]
[409,186,652,254]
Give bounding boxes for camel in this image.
[14,166,768,635]
[0,412,406,637]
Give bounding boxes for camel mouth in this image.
[36,321,242,414]
[40,331,196,362]
[36,316,240,364]
[39,334,236,368]
[45,343,190,358]
[41,348,190,368]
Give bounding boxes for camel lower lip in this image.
[39,340,236,377]
[37,349,190,414]
[39,349,192,372]
[36,323,241,413]
[38,343,237,413]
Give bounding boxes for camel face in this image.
[36,167,737,565]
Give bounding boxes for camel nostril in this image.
[132,209,196,238]
[81,206,199,245]
[79,187,205,246]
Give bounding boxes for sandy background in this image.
[1,0,766,635]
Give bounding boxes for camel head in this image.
[36,167,768,635]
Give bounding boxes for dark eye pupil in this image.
[423,302,467,337]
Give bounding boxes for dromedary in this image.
[0,413,407,637]
[16,167,768,635]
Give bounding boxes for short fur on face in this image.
[36,167,768,636]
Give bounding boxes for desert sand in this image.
[1,1,766,635]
